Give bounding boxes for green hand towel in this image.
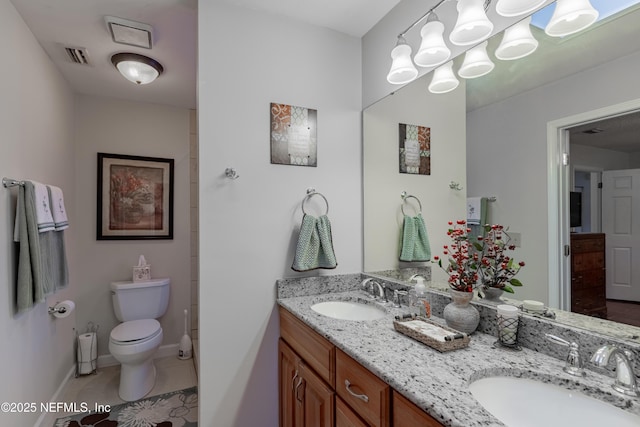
[292,214,338,272]
[400,213,431,262]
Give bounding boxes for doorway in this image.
[548,99,640,327]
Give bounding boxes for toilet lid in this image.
[111,319,161,343]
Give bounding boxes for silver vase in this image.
[443,289,480,334]
[482,287,504,302]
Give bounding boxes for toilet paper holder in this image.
[48,300,74,317]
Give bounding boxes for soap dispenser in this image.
[414,277,427,297]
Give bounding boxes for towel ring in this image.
[401,191,422,216]
[302,189,329,216]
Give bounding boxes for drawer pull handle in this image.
[345,379,369,403]
[291,369,299,391]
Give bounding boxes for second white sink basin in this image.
[311,301,385,321]
[469,376,639,427]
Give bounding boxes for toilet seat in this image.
[110,319,161,345]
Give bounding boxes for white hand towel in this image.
[47,185,69,231]
[467,197,482,225]
[32,181,55,233]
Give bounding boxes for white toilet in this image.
[109,277,170,401]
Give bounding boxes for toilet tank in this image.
[110,278,170,322]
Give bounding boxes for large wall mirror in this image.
[364,1,640,336]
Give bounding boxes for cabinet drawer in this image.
[280,307,336,388]
[336,396,368,427]
[392,391,444,427]
[336,349,390,427]
[571,235,605,253]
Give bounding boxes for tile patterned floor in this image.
[41,356,197,427]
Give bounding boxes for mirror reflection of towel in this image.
[400,214,431,262]
[292,214,337,272]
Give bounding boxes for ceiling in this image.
[9,0,401,110]
[10,0,640,155]
[10,0,199,109]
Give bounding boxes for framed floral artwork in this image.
[399,123,431,175]
[97,153,174,240]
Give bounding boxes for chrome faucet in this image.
[545,334,585,377]
[590,345,639,397]
[409,274,426,283]
[361,278,386,301]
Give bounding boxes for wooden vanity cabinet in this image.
[570,233,607,318]
[279,306,445,427]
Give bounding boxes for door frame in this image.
[547,99,640,311]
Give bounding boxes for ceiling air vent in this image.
[64,47,91,65]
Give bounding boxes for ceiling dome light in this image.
[495,16,539,60]
[495,0,546,17]
[458,41,494,79]
[450,0,494,46]
[111,52,164,85]
[386,37,419,85]
[428,62,459,94]
[545,0,599,37]
[414,14,451,68]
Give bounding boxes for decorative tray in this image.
[393,315,470,352]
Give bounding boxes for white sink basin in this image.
[311,301,385,321]
[469,376,640,427]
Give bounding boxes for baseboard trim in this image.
[33,365,76,427]
[97,343,180,368]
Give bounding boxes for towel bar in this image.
[401,191,422,215]
[302,188,329,215]
[2,177,24,188]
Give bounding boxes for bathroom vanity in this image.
[277,274,640,427]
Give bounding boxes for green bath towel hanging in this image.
[292,214,337,272]
[400,213,431,262]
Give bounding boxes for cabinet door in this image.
[299,361,335,427]
[392,391,444,427]
[279,339,301,427]
[336,397,368,427]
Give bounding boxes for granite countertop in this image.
[277,290,640,427]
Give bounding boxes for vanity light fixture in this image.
[428,61,460,94]
[458,41,495,78]
[545,0,599,37]
[111,53,163,85]
[495,0,547,17]
[414,13,451,68]
[495,16,539,60]
[386,37,419,84]
[449,0,495,46]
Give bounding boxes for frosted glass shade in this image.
[450,0,494,46]
[545,0,599,37]
[111,53,163,85]
[387,40,419,85]
[495,0,546,17]
[428,62,459,94]
[495,17,539,60]
[458,41,494,79]
[414,20,451,68]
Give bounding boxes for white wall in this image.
[198,2,362,426]
[571,144,630,171]
[364,78,467,282]
[0,1,76,425]
[74,95,191,356]
[467,49,640,304]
